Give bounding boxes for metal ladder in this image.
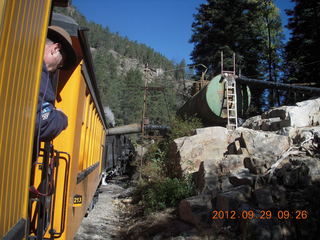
[221,52,238,130]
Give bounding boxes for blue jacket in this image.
[34,63,68,142]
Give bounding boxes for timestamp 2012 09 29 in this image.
[211,210,308,220]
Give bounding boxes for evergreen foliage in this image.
[54,6,185,125]
[285,0,320,86]
[143,177,194,213]
[55,1,320,122]
[190,0,284,113]
[121,69,144,124]
[138,116,202,213]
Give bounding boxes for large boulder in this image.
[237,127,291,158]
[173,127,229,174]
[215,185,252,212]
[229,168,257,187]
[194,154,246,195]
[283,98,320,127]
[171,98,320,240]
[243,97,320,131]
[275,155,320,183]
[178,195,211,228]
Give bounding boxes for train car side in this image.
[104,135,135,178]
[0,2,134,239]
[28,15,108,239]
[0,1,52,238]
[54,47,107,240]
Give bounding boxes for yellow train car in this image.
[27,12,109,240]
[1,1,109,239]
[0,0,53,238]
[44,13,108,239]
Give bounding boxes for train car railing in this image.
[49,151,70,239]
[28,143,55,239]
[27,145,70,240]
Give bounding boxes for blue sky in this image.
[73,0,295,65]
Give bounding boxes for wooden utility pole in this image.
[141,63,164,138]
[141,66,148,138]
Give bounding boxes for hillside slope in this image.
[54,6,188,126]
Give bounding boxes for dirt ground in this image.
[74,180,213,240]
[74,183,126,240]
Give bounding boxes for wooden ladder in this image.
[226,76,237,130]
[221,51,238,130]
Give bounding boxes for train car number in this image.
[73,195,83,207]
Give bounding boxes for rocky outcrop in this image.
[243,97,320,130]
[175,98,320,239]
[240,127,291,157]
[173,127,229,174]
[174,126,292,195]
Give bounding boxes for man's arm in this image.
[35,103,68,142]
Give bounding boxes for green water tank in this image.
[177,74,251,126]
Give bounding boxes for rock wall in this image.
[175,98,320,239]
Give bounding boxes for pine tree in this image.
[285,0,320,86]
[121,69,144,124]
[54,5,183,125]
[258,0,284,107]
[174,59,186,81]
[190,0,283,113]
[93,50,124,124]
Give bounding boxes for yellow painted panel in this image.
[87,102,94,167]
[94,114,98,163]
[93,116,97,164]
[77,81,87,171]
[93,112,97,164]
[71,167,100,238]
[82,100,88,170]
[95,116,99,163]
[0,0,5,36]
[0,0,51,237]
[52,60,107,239]
[86,99,92,169]
[80,93,90,171]
[52,64,83,239]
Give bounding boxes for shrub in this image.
[168,116,203,140]
[143,176,195,213]
[139,147,166,182]
[138,116,202,212]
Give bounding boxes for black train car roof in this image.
[53,0,70,7]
